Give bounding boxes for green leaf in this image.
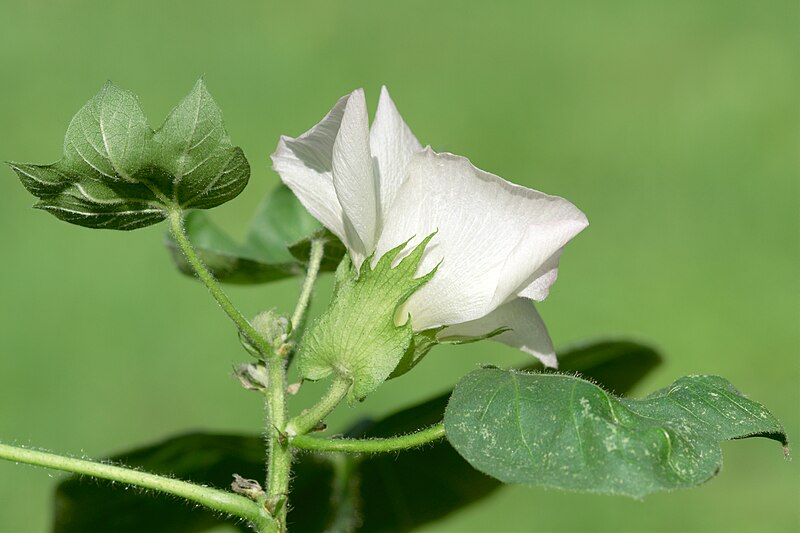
[445,369,788,499]
[53,433,262,533]
[389,325,511,380]
[297,235,436,400]
[154,80,249,210]
[351,339,662,531]
[348,395,499,532]
[9,79,249,230]
[52,342,662,532]
[166,185,346,283]
[53,431,340,533]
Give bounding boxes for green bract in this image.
[9,80,249,230]
[445,369,788,499]
[297,235,437,400]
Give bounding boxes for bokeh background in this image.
[0,1,797,531]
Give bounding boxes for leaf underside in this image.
[9,79,249,230]
[444,369,788,499]
[165,185,346,284]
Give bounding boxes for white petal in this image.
[369,86,422,225]
[440,298,557,368]
[376,149,587,329]
[270,94,350,245]
[332,89,378,265]
[517,248,562,301]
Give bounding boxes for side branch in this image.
[290,237,325,333]
[0,442,273,531]
[289,423,446,453]
[167,209,274,358]
[285,376,352,436]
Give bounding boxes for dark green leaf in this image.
[53,432,347,533]
[347,339,662,531]
[244,184,320,259]
[54,433,263,533]
[166,185,346,284]
[166,210,303,284]
[52,342,663,532]
[445,369,788,499]
[9,79,249,230]
[288,228,348,272]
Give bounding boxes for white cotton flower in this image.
[271,87,587,368]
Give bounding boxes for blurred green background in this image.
[0,1,797,531]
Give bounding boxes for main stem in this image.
[0,443,273,531]
[263,237,326,533]
[264,352,289,532]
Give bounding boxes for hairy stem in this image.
[168,209,274,358]
[0,442,273,531]
[261,236,327,532]
[289,423,446,453]
[264,353,289,532]
[290,238,325,333]
[285,376,352,437]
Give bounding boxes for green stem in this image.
[290,238,325,333]
[285,376,352,436]
[264,354,290,532]
[168,209,274,358]
[289,423,446,453]
[0,442,273,531]
[261,236,326,532]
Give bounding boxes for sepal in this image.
[296,235,436,400]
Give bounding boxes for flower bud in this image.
[239,309,291,358]
[234,363,269,392]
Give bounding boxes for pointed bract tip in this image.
[192,76,209,93]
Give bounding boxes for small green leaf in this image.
[387,324,510,380]
[445,369,787,499]
[387,327,442,379]
[165,185,346,283]
[154,80,248,210]
[297,235,436,399]
[9,79,249,230]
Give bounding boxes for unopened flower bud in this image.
[239,309,291,358]
[253,309,291,347]
[234,363,269,392]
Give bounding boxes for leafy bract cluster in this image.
[9,80,249,230]
[297,235,437,400]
